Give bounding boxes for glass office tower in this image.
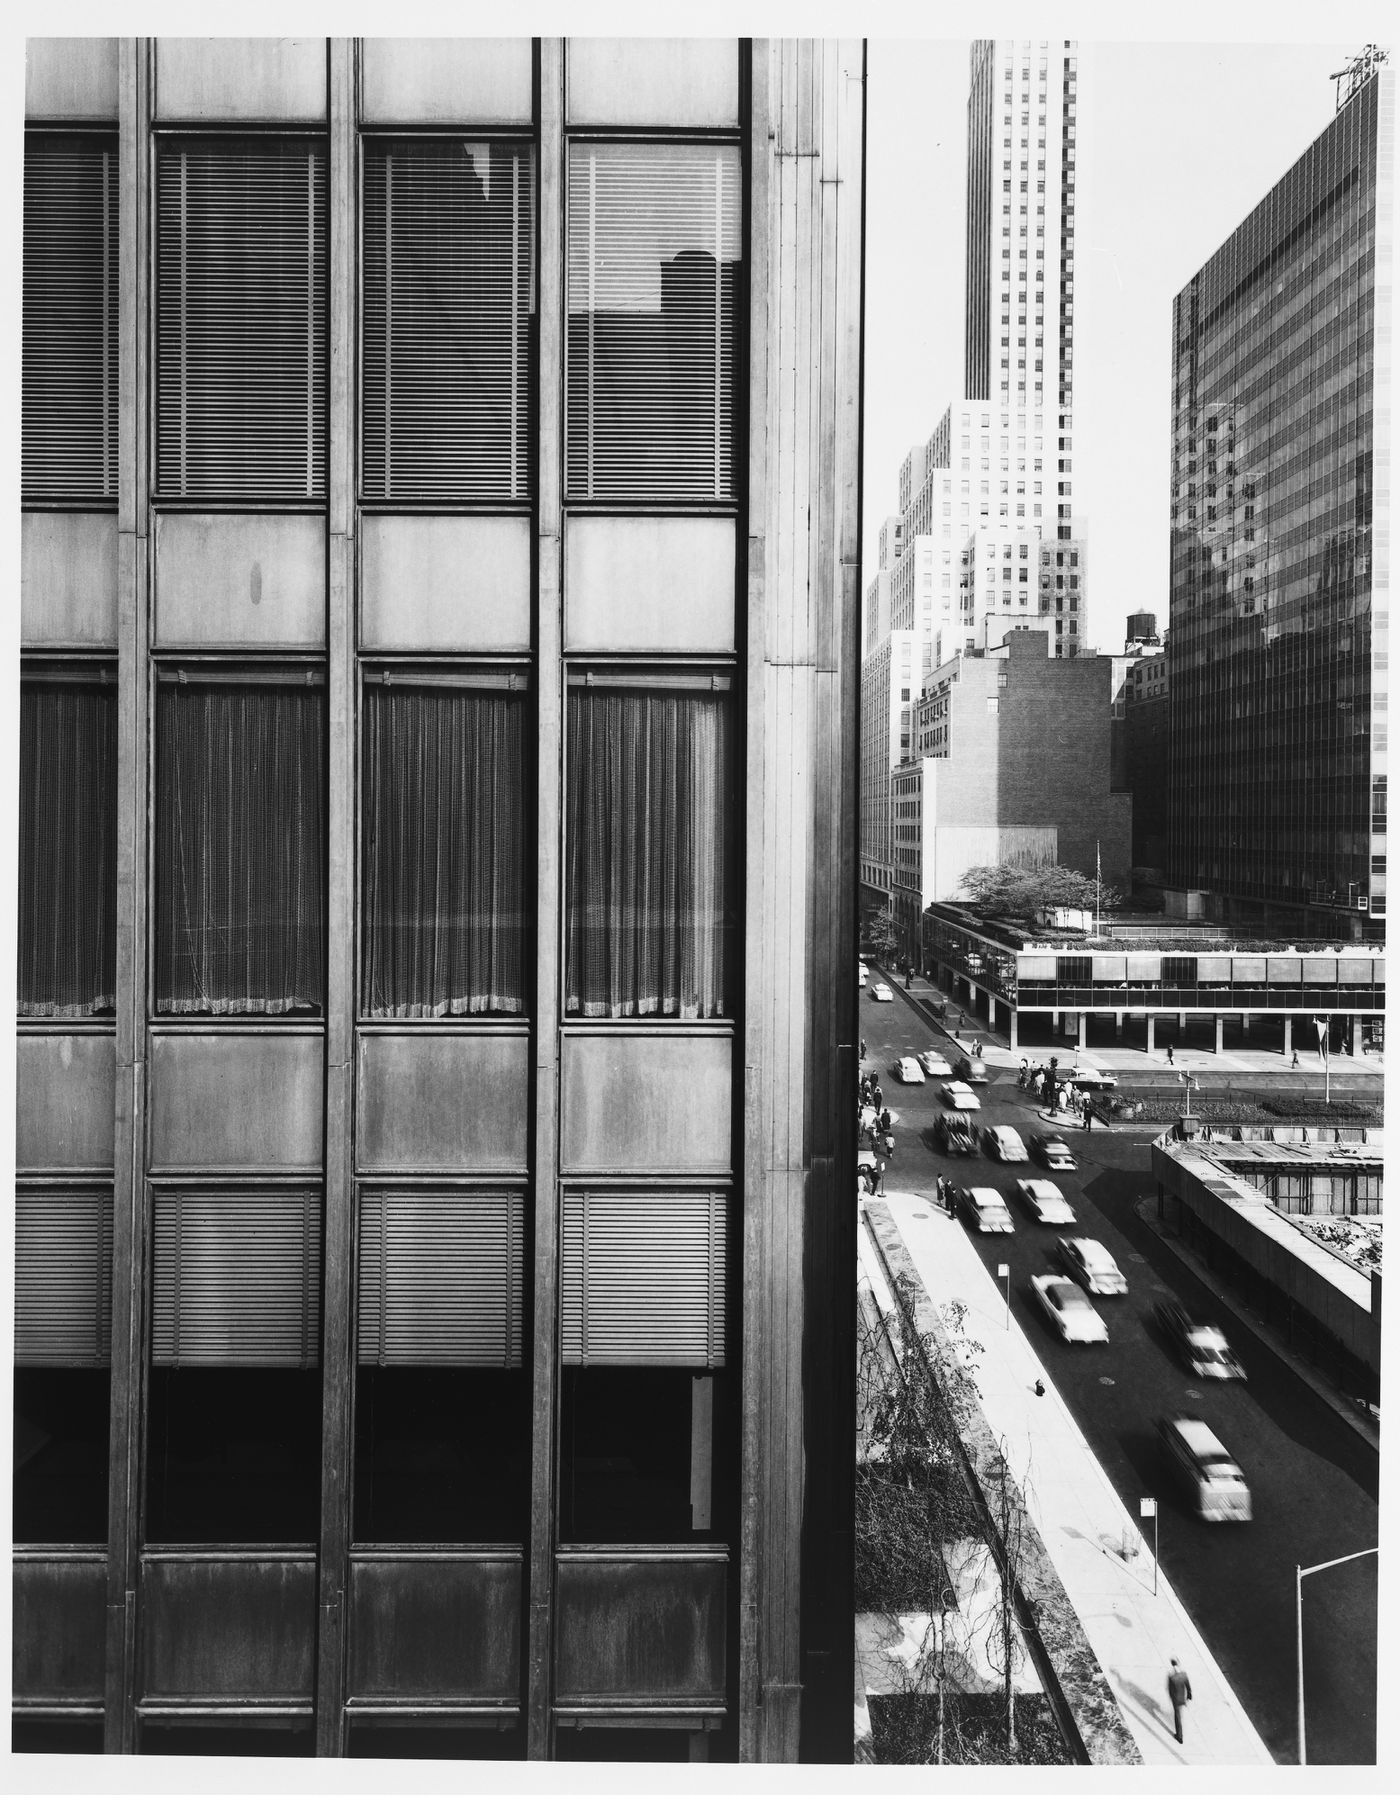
[1167,63,1391,941]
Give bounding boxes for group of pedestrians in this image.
[857,1063,894,1192]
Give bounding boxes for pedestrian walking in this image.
[879,1107,892,1135]
[1166,1659,1192,1743]
[1166,1043,1175,1066]
[1290,1049,1300,1068]
[860,1037,867,1062]
[1083,1106,1093,1132]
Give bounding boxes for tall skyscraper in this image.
[860,38,1087,934]
[964,38,1080,543]
[1166,54,1391,942]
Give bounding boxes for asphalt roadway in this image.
[860,976,1379,1765]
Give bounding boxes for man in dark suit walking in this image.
[1167,1658,1192,1743]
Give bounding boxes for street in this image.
[860,972,1379,1765]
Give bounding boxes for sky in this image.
[861,35,1362,655]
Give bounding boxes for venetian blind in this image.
[22,131,119,503]
[15,1187,113,1366]
[566,141,741,501]
[363,138,535,500]
[357,1191,525,1366]
[156,136,327,499]
[560,1192,727,1367]
[151,1188,322,1367]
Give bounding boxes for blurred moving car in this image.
[934,1113,978,1155]
[1029,1130,1078,1173]
[940,1081,981,1111]
[955,1185,1014,1234]
[1014,1179,1075,1225]
[1056,1236,1127,1296]
[954,1052,989,1083]
[1031,1274,1108,1343]
[1157,1415,1252,1521]
[917,1048,953,1076]
[982,1124,1028,1163]
[893,1055,925,1084]
[1154,1301,1246,1379]
[871,982,894,1002]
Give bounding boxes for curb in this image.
[1133,1195,1381,1454]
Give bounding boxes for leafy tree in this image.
[862,911,898,961]
[958,862,1122,924]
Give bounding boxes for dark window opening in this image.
[140,1724,315,1757]
[18,678,117,1017]
[565,683,732,1019]
[361,681,528,1017]
[155,136,327,501]
[23,131,119,504]
[560,1367,730,1544]
[12,1720,105,1755]
[556,1726,703,1763]
[145,1369,322,1544]
[362,138,535,502]
[155,679,326,1015]
[13,1368,111,1544]
[349,1724,525,1761]
[566,142,741,502]
[354,1368,530,1544]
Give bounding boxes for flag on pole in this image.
[1315,1017,1329,1061]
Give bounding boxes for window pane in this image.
[566,141,741,501]
[18,681,117,1017]
[362,139,535,502]
[361,685,527,1016]
[22,132,119,503]
[156,136,327,499]
[155,682,326,1015]
[565,688,731,1018]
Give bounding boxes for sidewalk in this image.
[864,1190,1276,1766]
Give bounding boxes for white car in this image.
[1057,1236,1128,1296]
[1031,1274,1108,1344]
[871,982,894,1002]
[1014,1179,1076,1225]
[893,1056,925,1084]
[982,1124,1028,1163]
[917,1048,953,1076]
[955,1185,1014,1235]
[940,1080,981,1111]
[858,962,868,987]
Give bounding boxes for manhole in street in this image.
[1184,1388,1204,1401]
[1098,1376,1115,1386]
[1127,1253,1148,1264]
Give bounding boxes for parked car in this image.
[1062,1062,1119,1091]
[1030,1130,1078,1173]
[982,1124,1028,1163]
[858,962,868,987]
[1031,1274,1108,1344]
[954,1052,990,1083]
[917,1048,953,1076]
[1157,1414,1252,1521]
[1014,1178,1076,1225]
[893,1055,925,1084]
[940,1081,981,1111]
[955,1185,1014,1235]
[1056,1236,1128,1296]
[1154,1301,1246,1380]
[856,1147,878,1195]
[934,1113,979,1155]
[871,982,894,1002]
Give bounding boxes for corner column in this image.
[525,36,565,1762]
[315,35,358,1757]
[1146,1015,1155,1055]
[1283,1016,1292,1058]
[104,38,152,1753]
[1214,1015,1224,1054]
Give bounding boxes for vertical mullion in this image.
[315,32,357,1761]
[526,34,564,1763]
[511,152,520,499]
[714,153,722,499]
[587,148,595,499]
[104,34,153,1755]
[384,151,393,500]
[178,149,187,497]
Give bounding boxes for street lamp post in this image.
[1295,1546,1379,1764]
